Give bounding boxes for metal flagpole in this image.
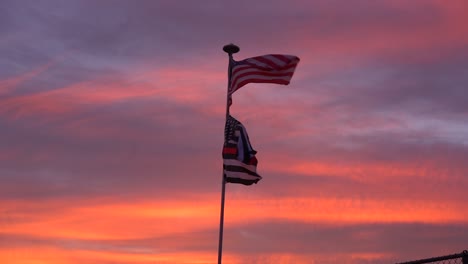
[218,43,240,264]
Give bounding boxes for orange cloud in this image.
[0,247,221,264]
[0,65,225,122]
[2,190,465,250]
[4,190,463,264]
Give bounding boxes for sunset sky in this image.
[1,1,468,263]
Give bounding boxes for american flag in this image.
[229,54,300,95]
[222,115,262,185]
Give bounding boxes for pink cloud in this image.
[0,61,56,95]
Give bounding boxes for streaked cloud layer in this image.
[1,0,467,263]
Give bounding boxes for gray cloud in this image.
[222,221,468,263]
[0,98,225,200]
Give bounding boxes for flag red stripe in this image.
[228,54,299,94]
[223,147,237,155]
[271,54,291,63]
[247,56,281,69]
[231,72,295,93]
[231,67,297,92]
[232,70,295,82]
[232,79,290,93]
[245,55,298,70]
[231,62,298,76]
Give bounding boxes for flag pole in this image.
[218,43,240,264]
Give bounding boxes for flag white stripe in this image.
[223,159,257,173]
[246,56,282,68]
[232,70,295,82]
[232,74,291,87]
[231,74,294,91]
[224,171,260,181]
[263,55,288,65]
[229,55,299,93]
[232,66,297,78]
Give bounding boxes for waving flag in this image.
[222,115,262,185]
[229,54,300,95]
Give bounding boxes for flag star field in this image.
[1,1,467,263]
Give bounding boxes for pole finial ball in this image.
[223,44,240,54]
